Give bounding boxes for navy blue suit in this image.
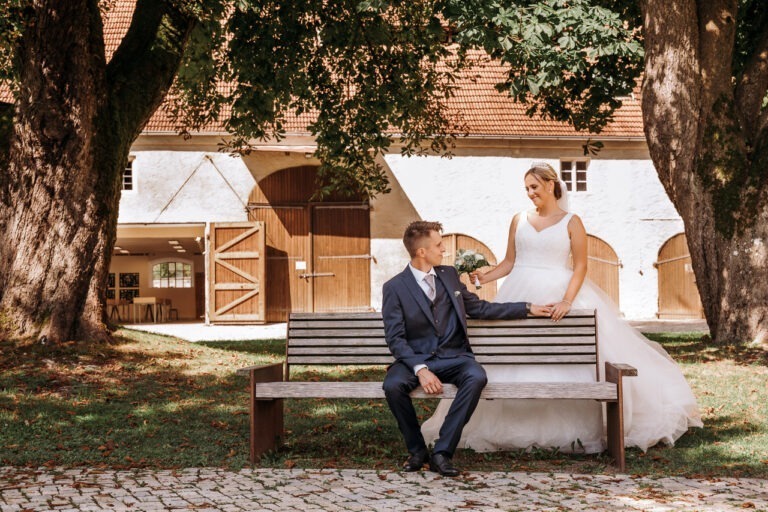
[382,265,527,457]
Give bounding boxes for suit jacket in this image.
[382,264,527,369]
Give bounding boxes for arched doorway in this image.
[440,234,498,301]
[655,233,704,319]
[586,235,621,307]
[568,235,621,306]
[248,166,371,322]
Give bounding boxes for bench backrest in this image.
[286,310,598,380]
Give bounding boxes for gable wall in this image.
[120,136,684,320]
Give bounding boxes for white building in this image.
[105,8,702,324]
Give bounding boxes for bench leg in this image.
[605,362,637,472]
[250,398,284,463]
[249,363,285,463]
[606,400,625,472]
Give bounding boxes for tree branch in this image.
[104,0,196,141]
[735,29,768,136]
[697,0,739,112]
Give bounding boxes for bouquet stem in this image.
[473,275,482,289]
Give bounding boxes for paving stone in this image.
[1,467,767,511]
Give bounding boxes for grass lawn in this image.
[1,328,766,476]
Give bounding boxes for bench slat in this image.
[467,318,595,327]
[289,326,596,338]
[288,345,596,356]
[468,327,596,336]
[254,381,617,400]
[287,355,597,365]
[288,335,596,347]
[289,317,596,329]
[288,309,595,320]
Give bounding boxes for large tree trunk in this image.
[0,0,195,343]
[642,0,768,345]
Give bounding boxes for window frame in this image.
[149,258,194,289]
[560,158,590,192]
[122,156,135,192]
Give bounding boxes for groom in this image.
[382,221,550,476]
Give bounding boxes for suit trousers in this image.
[383,355,488,457]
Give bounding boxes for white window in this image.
[122,159,134,191]
[560,159,588,192]
[151,260,193,288]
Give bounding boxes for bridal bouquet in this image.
[454,249,490,289]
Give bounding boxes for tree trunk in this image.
[0,0,195,343]
[642,0,768,345]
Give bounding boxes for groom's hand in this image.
[529,304,553,317]
[417,368,443,394]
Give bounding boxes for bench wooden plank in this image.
[253,381,618,400]
[288,336,597,347]
[287,309,596,320]
[289,345,597,356]
[287,354,598,365]
[289,317,598,329]
[289,326,597,338]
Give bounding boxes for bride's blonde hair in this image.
[525,162,563,200]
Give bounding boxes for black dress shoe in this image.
[402,450,429,472]
[430,452,460,477]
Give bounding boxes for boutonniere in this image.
[453,290,461,298]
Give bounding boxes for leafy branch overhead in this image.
[445,0,644,133]
[170,0,644,198]
[172,0,467,199]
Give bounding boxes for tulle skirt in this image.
[421,264,703,453]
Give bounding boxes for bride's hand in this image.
[551,299,572,322]
[468,271,483,285]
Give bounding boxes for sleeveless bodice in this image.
[513,211,573,269]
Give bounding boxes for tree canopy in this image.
[2,0,767,344]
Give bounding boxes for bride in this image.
[422,162,703,453]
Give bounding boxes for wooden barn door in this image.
[249,166,371,321]
[441,234,498,301]
[249,205,310,322]
[655,233,704,318]
[568,235,621,306]
[311,204,371,312]
[585,235,621,307]
[207,222,266,323]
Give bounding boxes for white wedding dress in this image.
[422,211,703,453]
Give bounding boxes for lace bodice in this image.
[513,211,573,269]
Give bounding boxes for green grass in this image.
[1,329,766,476]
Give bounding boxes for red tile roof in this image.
[3,0,644,139]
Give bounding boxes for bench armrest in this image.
[604,362,638,383]
[236,363,285,381]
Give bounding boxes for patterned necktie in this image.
[424,273,436,301]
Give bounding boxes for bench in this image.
[240,309,637,471]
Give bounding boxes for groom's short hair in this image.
[403,221,443,257]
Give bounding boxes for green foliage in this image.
[733,0,768,80]
[170,0,645,198]
[0,0,28,90]
[173,0,464,199]
[442,0,644,133]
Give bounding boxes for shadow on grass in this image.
[1,329,766,477]
[645,332,768,366]
[196,339,286,357]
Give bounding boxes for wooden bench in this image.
[240,309,637,471]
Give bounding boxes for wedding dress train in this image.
[421,212,703,453]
